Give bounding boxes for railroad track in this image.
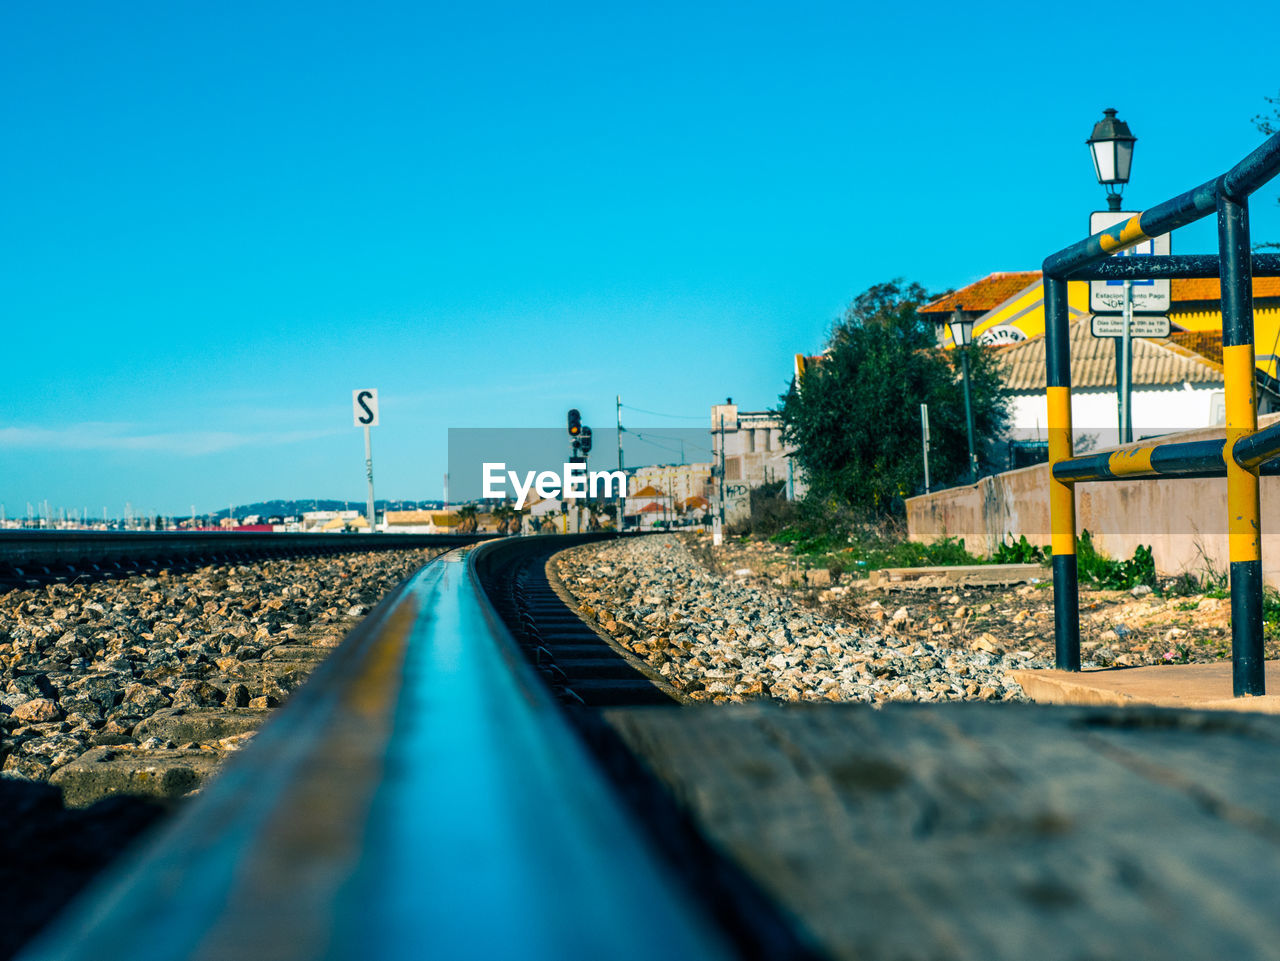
[15,534,739,960]
[0,531,492,588]
[474,534,678,707]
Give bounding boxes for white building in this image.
[996,318,1234,456]
[709,401,800,524]
[629,463,713,504]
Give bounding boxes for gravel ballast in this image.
[555,535,1037,704]
[0,548,443,803]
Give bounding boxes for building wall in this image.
[630,463,713,503]
[1007,384,1224,451]
[711,404,797,522]
[907,415,1280,584]
[1174,303,1280,377]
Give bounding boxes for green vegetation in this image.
[992,535,1048,564]
[768,524,982,576]
[778,280,1009,516]
[1075,531,1156,591]
[1264,589,1280,641]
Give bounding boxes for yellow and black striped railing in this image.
[1042,131,1280,696]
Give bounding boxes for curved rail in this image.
[17,538,734,960]
[473,534,679,706]
[0,531,494,578]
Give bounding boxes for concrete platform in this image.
[608,701,1280,961]
[1011,660,1280,713]
[864,563,1046,589]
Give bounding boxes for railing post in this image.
[1045,275,1080,670]
[1219,189,1265,696]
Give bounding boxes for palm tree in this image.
[588,501,616,530]
[491,500,518,534]
[456,503,479,533]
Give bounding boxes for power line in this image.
[625,430,714,457]
[620,403,705,421]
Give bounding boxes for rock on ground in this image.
[0,548,441,803]
[555,535,1035,705]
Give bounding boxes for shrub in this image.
[992,534,1048,564]
[1075,531,1156,590]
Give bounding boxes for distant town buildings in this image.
[710,400,801,524]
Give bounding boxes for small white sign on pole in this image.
[1090,315,1172,338]
[1089,211,1172,314]
[352,389,379,427]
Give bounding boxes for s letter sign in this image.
[353,389,379,427]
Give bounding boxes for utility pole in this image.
[616,395,625,534]
[920,403,932,492]
[713,408,727,546]
[1120,279,1134,444]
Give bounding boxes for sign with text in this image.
[1090,315,1171,338]
[352,388,379,427]
[1089,210,1171,314]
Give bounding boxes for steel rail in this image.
[17,538,734,961]
[0,531,493,577]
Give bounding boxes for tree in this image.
[490,500,518,534]
[1255,91,1280,251]
[456,503,479,533]
[1256,92,1279,136]
[587,501,617,530]
[779,279,1009,516]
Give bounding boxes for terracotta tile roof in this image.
[924,272,1279,318]
[998,319,1223,391]
[1168,330,1224,365]
[1172,277,1280,302]
[921,272,1042,314]
[631,484,662,498]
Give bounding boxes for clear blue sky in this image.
[3,0,1279,517]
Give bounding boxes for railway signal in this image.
[579,425,593,455]
[567,409,582,437]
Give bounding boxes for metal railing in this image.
[1042,131,1280,696]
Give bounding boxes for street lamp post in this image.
[1088,108,1139,443]
[935,307,980,484]
[1086,108,1136,212]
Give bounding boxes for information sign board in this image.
[1090,315,1171,338]
[1089,210,1172,314]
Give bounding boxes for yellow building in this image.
[922,272,1280,379]
[921,271,1089,346]
[1165,277,1280,379]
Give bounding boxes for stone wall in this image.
[907,416,1280,584]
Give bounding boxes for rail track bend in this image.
[17,535,737,960]
[0,531,492,588]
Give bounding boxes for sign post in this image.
[920,403,931,492]
[1089,211,1172,444]
[352,389,379,532]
